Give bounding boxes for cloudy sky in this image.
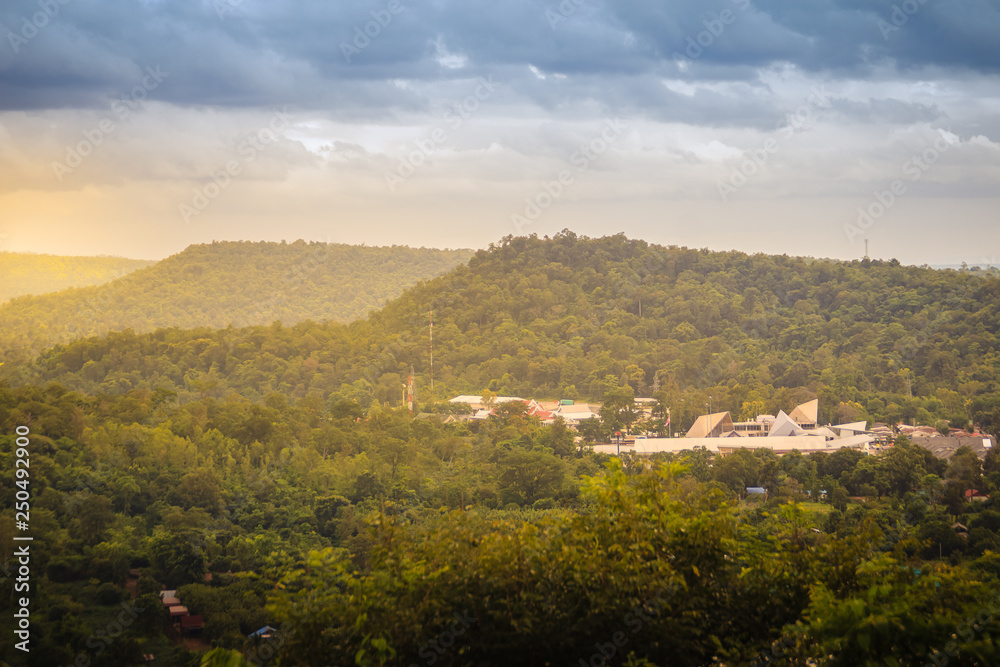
[1,0,998,265]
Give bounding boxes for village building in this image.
[593,399,877,457]
[550,402,600,426]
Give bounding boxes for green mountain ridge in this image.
[0,240,473,363]
[12,232,1000,433]
[0,252,156,303]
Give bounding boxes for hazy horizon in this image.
[3,235,998,270]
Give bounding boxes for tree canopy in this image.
[10,232,998,434]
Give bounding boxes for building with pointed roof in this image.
[768,410,806,437]
[592,398,877,458]
[832,421,868,436]
[788,399,819,428]
[686,412,734,438]
[551,402,600,426]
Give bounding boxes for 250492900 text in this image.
[13,424,32,653]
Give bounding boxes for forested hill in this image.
[0,240,472,359]
[0,252,155,303]
[17,232,1000,432]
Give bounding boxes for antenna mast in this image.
[407,366,414,413]
[429,309,434,399]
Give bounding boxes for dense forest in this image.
[1,383,1000,666]
[0,253,155,304]
[11,232,1000,434]
[2,233,1000,666]
[0,242,472,363]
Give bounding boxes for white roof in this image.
[555,404,597,414]
[449,395,525,404]
[686,412,733,438]
[835,434,876,449]
[592,433,873,456]
[449,395,483,404]
[768,411,806,437]
[789,399,819,424]
[833,421,868,433]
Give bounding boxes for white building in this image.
[594,399,875,458]
[551,402,600,426]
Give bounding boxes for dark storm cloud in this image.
[1,0,997,116]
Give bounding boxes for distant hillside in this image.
[0,241,472,358]
[0,252,155,303]
[13,232,1000,433]
[929,263,1000,275]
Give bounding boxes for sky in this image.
[0,0,998,266]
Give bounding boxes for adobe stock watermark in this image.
[179,108,293,223]
[214,0,245,20]
[6,0,71,54]
[385,76,500,192]
[877,0,932,40]
[545,0,587,29]
[844,131,956,244]
[577,588,674,667]
[717,85,829,202]
[672,0,751,71]
[972,254,1000,272]
[51,65,170,182]
[228,236,341,327]
[61,600,147,667]
[411,611,477,666]
[511,118,627,234]
[340,0,406,63]
[920,592,1000,666]
[246,623,290,666]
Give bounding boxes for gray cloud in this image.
[1,0,998,267]
[2,0,998,120]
